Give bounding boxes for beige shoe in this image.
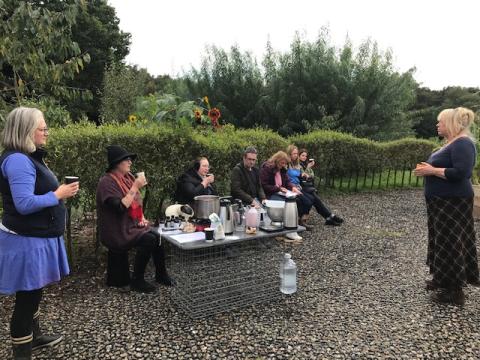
[286,232,302,241]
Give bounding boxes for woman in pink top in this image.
[259,151,303,241]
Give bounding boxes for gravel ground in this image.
[1,189,480,359]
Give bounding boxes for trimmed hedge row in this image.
[45,124,436,217]
[290,131,437,174]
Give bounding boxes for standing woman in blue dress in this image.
[414,107,480,305]
[0,107,79,359]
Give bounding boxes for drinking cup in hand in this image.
[65,176,79,184]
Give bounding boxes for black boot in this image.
[12,335,32,360]
[153,245,175,287]
[32,313,63,351]
[431,288,465,306]
[131,247,156,293]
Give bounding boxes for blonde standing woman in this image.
[414,107,480,305]
[0,107,79,359]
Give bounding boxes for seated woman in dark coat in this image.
[96,145,173,293]
[259,151,303,241]
[174,157,218,206]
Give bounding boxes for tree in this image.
[17,0,131,122]
[0,0,90,106]
[184,45,264,127]
[411,86,480,138]
[99,63,153,123]
[65,0,130,121]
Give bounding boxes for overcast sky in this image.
[108,0,479,90]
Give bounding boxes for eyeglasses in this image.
[37,127,49,133]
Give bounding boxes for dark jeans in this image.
[106,230,167,286]
[11,288,43,338]
[268,193,314,217]
[303,191,332,219]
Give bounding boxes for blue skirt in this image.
[0,230,70,295]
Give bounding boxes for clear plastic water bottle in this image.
[280,253,297,294]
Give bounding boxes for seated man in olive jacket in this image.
[230,146,266,207]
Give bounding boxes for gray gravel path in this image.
[1,189,480,359]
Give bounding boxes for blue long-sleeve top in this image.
[287,167,301,186]
[1,153,59,215]
[425,137,476,198]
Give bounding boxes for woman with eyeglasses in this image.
[96,145,173,294]
[0,107,79,359]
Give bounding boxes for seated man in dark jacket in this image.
[174,157,217,207]
[230,147,266,207]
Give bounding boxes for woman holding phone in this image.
[295,147,344,226]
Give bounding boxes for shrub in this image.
[44,124,436,219]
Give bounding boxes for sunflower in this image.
[128,114,137,123]
[208,108,221,127]
[194,109,202,122]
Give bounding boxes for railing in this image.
[315,162,425,192]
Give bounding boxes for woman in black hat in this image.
[96,145,173,293]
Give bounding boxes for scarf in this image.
[108,172,144,223]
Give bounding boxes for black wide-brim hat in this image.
[106,145,137,171]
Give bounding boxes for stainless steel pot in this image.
[193,195,220,219]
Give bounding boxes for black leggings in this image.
[10,288,43,338]
[107,231,167,286]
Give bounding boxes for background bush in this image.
[44,124,436,219]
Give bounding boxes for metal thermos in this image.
[219,198,234,235]
[283,196,298,230]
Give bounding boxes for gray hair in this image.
[1,107,43,153]
[243,146,257,156]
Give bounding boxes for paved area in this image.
[1,189,480,359]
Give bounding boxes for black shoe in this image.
[468,278,480,287]
[130,278,156,293]
[431,289,465,306]
[325,216,341,226]
[155,274,176,287]
[32,334,63,351]
[425,279,442,291]
[32,317,63,352]
[331,215,344,224]
[12,341,32,360]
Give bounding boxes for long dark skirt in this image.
[426,196,479,289]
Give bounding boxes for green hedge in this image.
[290,130,436,175]
[44,124,435,218]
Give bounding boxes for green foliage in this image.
[412,86,480,138]
[0,0,91,104]
[45,124,435,219]
[134,93,194,124]
[184,44,265,128]
[63,0,131,121]
[19,97,72,127]
[99,63,153,123]
[183,31,417,140]
[290,130,436,175]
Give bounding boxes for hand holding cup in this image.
[134,171,147,189]
[206,173,214,184]
[55,176,80,200]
